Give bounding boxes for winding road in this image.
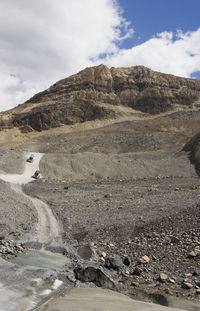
[0,152,62,245]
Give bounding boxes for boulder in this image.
[104,254,124,270]
[123,256,131,266]
[74,263,116,289]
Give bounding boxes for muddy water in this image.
[38,288,185,311]
[0,282,32,311]
[10,249,70,271]
[0,249,70,311]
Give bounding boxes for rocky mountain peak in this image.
[1,65,200,132]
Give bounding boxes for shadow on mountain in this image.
[183,132,200,176]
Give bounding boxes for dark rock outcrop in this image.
[74,263,116,289]
[1,64,200,132]
[183,132,200,174]
[104,254,124,270]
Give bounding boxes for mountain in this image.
[1,65,200,308]
[1,64,200,132]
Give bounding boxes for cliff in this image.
[1,64,200,132]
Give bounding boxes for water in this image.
[10,249,70,271]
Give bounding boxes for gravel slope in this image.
[39,150,196,182]
[0,180,37,239]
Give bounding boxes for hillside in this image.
[1,64,200,133]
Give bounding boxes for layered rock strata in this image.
[1,65,200,132]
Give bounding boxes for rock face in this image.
[183,131,200,175]
[74,263,116,289]
[1,64,200,132]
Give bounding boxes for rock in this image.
[158,273,168,283]
[125,270,130,277]
[0,233,5,240]
[108,243,115,248]
[196,289,200,294]
[74,263,116,289]
[77,245,93,260]
[170,236,180,244]
[16,245,25,252]
[182,282,193,289]
[64,186,68,190]
[89,242,95,248]
[194,247,200,255]
[131,281,139,287]
[131,267,142,276]
[104,194,112,198]
[168,278,175,284]
[148,186,155,192]
[193,270,200,276]
[5,247,14,255]
[139,255,150,264]
[123,256,131,266]
[104,254,123,270]
[100,252,107,258]
[188,251,197,258]
[185,273,192,278]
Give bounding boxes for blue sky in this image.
[119,0,200,46]
[0,0,200,111]
[118,0,200,79]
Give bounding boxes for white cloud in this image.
[0,0,133,111]
[0,0,200,113]
[105,28,200,78]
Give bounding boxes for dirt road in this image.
[0,152,62,244]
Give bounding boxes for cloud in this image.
[105,28,200,78]
[0,0,133,111]
[0,0,200,112]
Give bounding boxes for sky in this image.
[0,0,200,112]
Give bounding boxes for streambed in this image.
[10,249,70,271]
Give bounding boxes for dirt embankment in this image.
[0,148,37,239]
[0,180,37,239]
[11,107,199,155]
[0,150,62,244]
[0,148,24,174]
[38,150,196,182]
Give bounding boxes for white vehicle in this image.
[26,154,34,163]
[32,170,40,179]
